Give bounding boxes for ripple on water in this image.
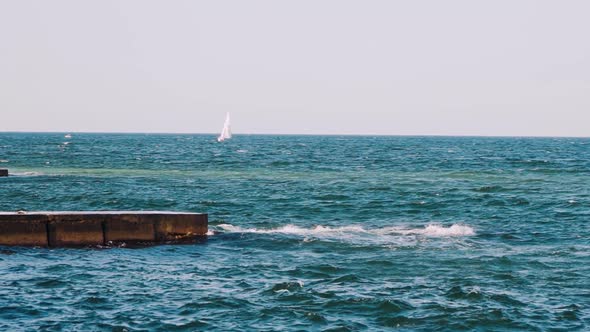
[33,278,68,288]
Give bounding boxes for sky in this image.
[0,0,589,136]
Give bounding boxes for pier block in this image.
[154,214,208,241]
[0,169,7,177]
[104,214,155,244]
[48,216,104,247]
[0,215,48,246]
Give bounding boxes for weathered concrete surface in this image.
[48,215,104,247]
[0,214,48,246]
[0,169,8,177]
[154,214,209,242]
[0,211,208,247]
[104,214,155,244]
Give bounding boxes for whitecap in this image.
[216,223,475,238]
[421,224,475,237]
[375,224,475,237]
[217,224,365,236]
[10,171,44,176]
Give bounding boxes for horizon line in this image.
[0,130,588,139]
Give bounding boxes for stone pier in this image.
[0,211,207,247]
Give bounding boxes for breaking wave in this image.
[376,224,476,237]
[8,171,44,177]
[215,223,475,238]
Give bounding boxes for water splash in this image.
[215,223,475,238]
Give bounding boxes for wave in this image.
[9,171,44,176]
[375,224,475,237]
[215,223,475,238]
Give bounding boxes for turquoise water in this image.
[0,133,589,331]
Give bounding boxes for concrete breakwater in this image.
[0,211,207,247]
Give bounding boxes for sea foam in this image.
[9,171,44,177]
[216,223,475,238]
[374,224,475,237]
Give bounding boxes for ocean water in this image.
[0,133,589,331]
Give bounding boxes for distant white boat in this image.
[64,134,72,139]
[217,113,232,142]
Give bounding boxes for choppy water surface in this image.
[0,133,589,331]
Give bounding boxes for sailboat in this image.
[217,112,232,142]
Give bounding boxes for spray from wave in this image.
[215,223,475,238]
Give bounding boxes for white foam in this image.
[216,223,475,238]
[374,224,475,237]
[413,224,475,237]
[10,171,44,176]
[0,159,8,163]
[217,223,366,236]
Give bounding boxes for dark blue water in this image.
[1,133,589,331]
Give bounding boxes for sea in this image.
[0,133,589,331]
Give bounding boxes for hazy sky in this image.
[1,0,589,136]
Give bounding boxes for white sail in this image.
[217,113,232,142]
